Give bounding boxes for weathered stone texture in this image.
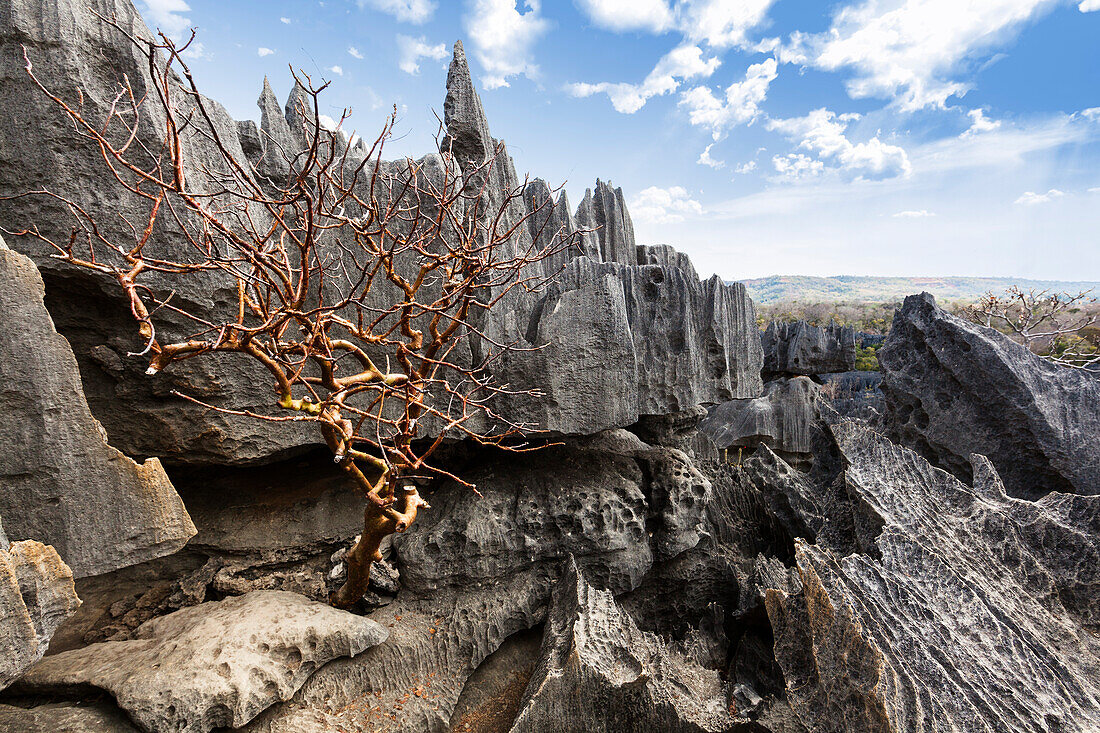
[762,321,856,376]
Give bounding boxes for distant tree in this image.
[6,22,578,607]
[962,286,1099,372]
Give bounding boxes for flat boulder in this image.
[880,292,1100,498]
[13,590,387,733]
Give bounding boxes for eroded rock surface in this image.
[699,377,821,467]
[508,558,738,733]
[13,590,387,733]
[762,321,855,376]
[0,701,138,733]
[880,292,1100,498]
[766,419,1100,732]
[0,239,194,577]
[0,539,80,690]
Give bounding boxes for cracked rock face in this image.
[0,239,195,577]
[766,419,1100,732]
[0,539,81,690]
[762,321,856,376]
[13,590,388,733]
[880,292,1100,498]
[508,558,738,733]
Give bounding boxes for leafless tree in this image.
[963,286,1100,372]
[4,21,580,607]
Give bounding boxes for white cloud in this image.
[348,46,364,59]
[893,209,936,218]
[734,160,757,174]
[630,185,704,223]
[575,0,674,32]
[772,153,825,181]
[280,16,291,24]
[568,44,719,114]
[358,0,435,24]
[677,0,777,49]
[1014,189,1065,205]
[768,108,912,181]
[1080,0,1100,10]
[328,65,344,76]
[465,0,549,89]
[697,143,724,168]
[962,108,1001,137]
[679,57,777,139]
[785,0,1063,110]
[140,0,193,36]
[396,35,447,75]
[1089,187,1100,193]
[257,47,275,57]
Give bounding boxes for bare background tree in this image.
[962,286,1100,372]
[4,21,579,607]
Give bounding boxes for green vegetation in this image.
[856,345,880,371]
[756,300,899,334]
[739,275,1100,305]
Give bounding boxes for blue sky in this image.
[143,0,1100,280]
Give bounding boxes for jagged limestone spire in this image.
[442,40,493,166]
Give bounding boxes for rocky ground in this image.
[0,1,1098,732]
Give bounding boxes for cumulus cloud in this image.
[697,143,724,168]
[572,0,777,49]
[893,209,936,218]
[568,44,719,114]
[734,160,757,174]
[280,16,291,24]
[396,35,447,74]
[1014,189,1065,205]
[328,65,344,76]
[782,0,1063,110]
[1080,0,1100,10]
[140,0,193,36]
[257,47,275,57]
[359,0,435,24]
[962,108,1001,137]
[574,0,674,32]
[465,0,549,89]
[767,108,911,181]
[630,185,704,223]
[772,153,824,181]
[679,57,777,139]
[348,46,364,59]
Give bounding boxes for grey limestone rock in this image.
[762,321,856,376]
[0,539,81,691]
[14,590,388,733]
[573,180,637,265]
[507,558,738,733]
[0,239,195,578]
[766,419,1100,732]
[699,377,822,467]
[880,292,1100,498]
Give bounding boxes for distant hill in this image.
[737,275,1100,304]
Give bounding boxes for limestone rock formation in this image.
[573,180,637,265]
[0,538,81,690]
[507,558,738,733]
[0,239,195,577]
[819,371,883,422]
[13,590,388,733]
[698,377,821,467]
[762,321,856,376]
[880,292,1100,498]
[0,17,761,465]
[239,430,720,732]
[766,419,1100,732]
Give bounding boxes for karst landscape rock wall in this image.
[0,1,1098,732]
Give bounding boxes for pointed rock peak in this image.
[258,77,279,108]
[443,38,492,165]
[285,81,311,130]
